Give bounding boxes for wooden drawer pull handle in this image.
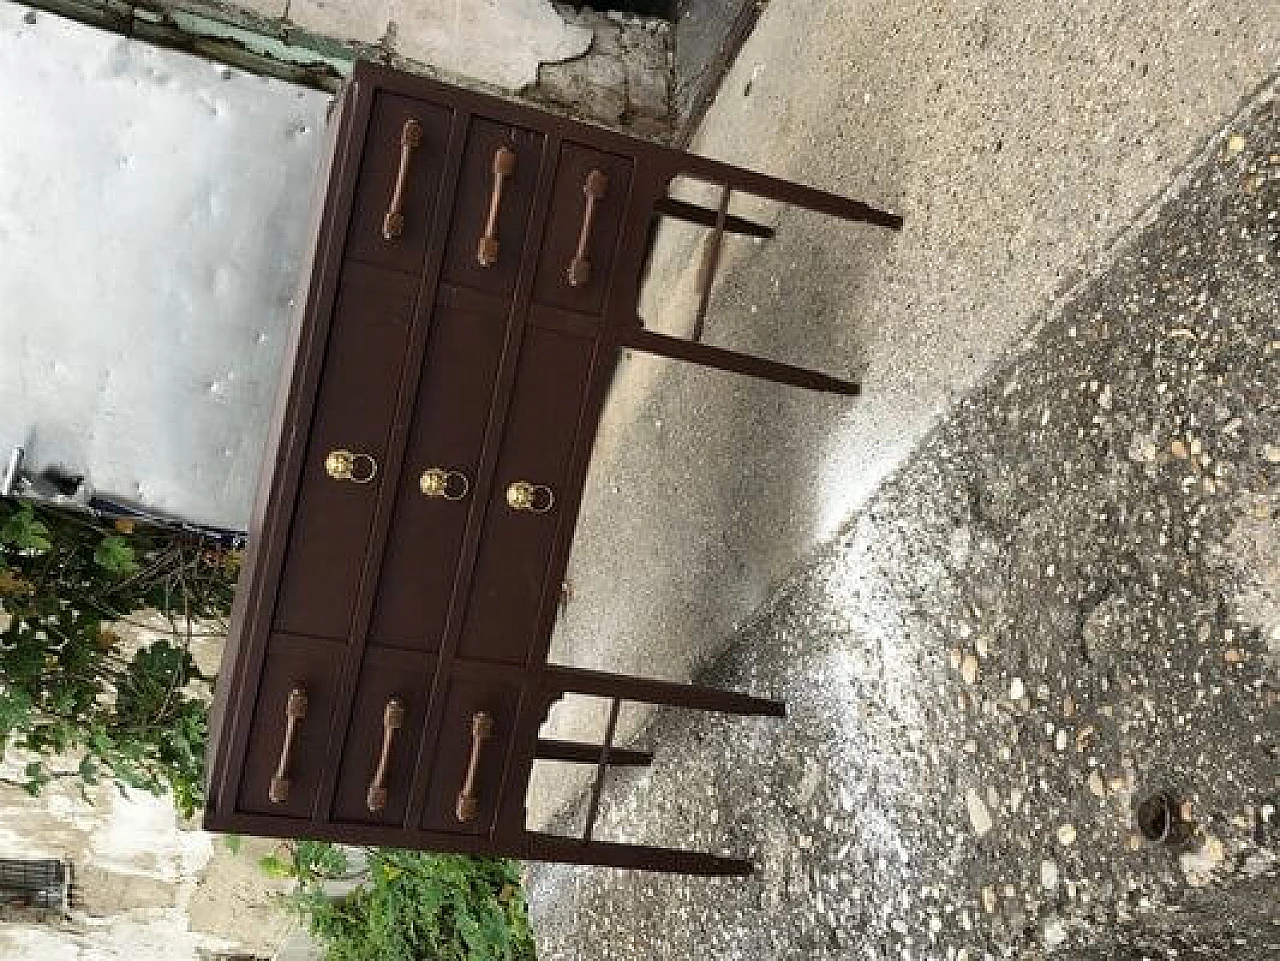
[382,118,424,241]
[269,687,308,804]
[566,169,608,287]
[366,698,406,813]
[477,147,516,267]
[455,711,494,823]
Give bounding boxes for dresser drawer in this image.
[330,647,430,826]
[346,93,453,275]
[532,142,634,315]
[236,635,344,819]
[420,677,520,835]
[366,285,508,651]
[455,325,595,665]
[273,264,418,641]
[441,118,546,298]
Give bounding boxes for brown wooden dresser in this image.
[203,62,902,875]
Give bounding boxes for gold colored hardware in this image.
[366,698,406,813]
[419,467,470,501]
[567,168,608,287]
[477,146,517,267]
[383,118,424,240]
[505,480,554,514]
[269,687,308,804]
[456,711,495,823]
[325,449,378,484]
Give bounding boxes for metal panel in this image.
[0,5,330,528]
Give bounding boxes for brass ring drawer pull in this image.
[325,449,378,484]
[456,711,494,823]
[420,467,471,500]
[383,118,424,241]
[566,168,608,288]
[477,146,516,267]
[505,480,554,514]
[366,698,406,813]
[269,687,308,804]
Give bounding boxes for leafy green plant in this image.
[0,497,238,815]
[267,839,537,961]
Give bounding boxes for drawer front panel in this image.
[237,635,344,818]
[273,265,416,641]
[441,118,546,298]
[331,647,430,826]
[367,287,508,651]
[420,677,519,835]
[456,326,595,665]
[346,93,453,274]
[532,143,634,315]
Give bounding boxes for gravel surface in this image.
[526,81,1279,960]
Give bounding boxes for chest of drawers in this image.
[203,63,901,874]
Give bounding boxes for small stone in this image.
[1009,677,1026,701]
[1087,771,1106,798]
[1043,918,1068,947]
[1128,833,1144,851]
[966,789,994,836]
[975,635,990,658]
[1057,824,1077,846]
[1225,133,1246,157]
[1224,648,1244,664]
[963,739,978,754]
[1075,726,1095,752]
[1264,443,1280,463]
[929,917,943,934]
[1055,729,1069,751]
[981,886,997,913]
[1062,694,1076,717]
[949,647,963,670]
[961,654,979,685]
[1171,439,1188,458]
[1009,788,1024,812]
[1040,859,1059,891]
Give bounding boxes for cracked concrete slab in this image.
[526,0,1280,830]
[527,74,1279,961]
[286,0,592,88]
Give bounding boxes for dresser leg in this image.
[535,739,653,767]
[653,196,774,239]
[539,664,785,718]
[667,152,904,229]
[525,833,754,876]
[616,327,861,396]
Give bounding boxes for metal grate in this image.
[0,859,67,910]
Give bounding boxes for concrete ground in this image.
[527,73,1278,961]
[527,0,1279,829]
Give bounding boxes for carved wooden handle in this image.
[269,687,308,804]
[455,711,495,823]
[477,147,516,267]
[382,118,423,240]
[566,169,608,287]
[366,698,406,813]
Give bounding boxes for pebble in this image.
[1009,677,1025,701]
[1062,694,1076,717]
[1040,859,1059,891]
[981,886,997,914]
[1264,443,1280,463]
[1087,771,1106,798]
[1054,729,1069,751]
[966,790,994,836]
[961,654,979,685]
[1043,918,1068,947]
[1057,824,1078,846]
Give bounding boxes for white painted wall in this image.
[0,2,331,529]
